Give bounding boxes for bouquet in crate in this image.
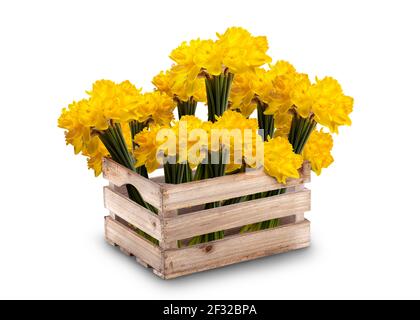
[58,27,353,249]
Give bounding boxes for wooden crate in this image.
[102,158,311,279]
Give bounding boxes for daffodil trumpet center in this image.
[205,72,234,122]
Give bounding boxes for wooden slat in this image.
[102,158,163,211]
[164,189,311,241]
[163,220,310,279]
[104,216,162,272]
[104,187,163,241]
[161,162,311,210]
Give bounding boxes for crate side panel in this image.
[164,189,311,241]
[162,162,310,210]
[163,220,310,279]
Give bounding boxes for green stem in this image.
[289,114,297,146]
[193,162,204,181]
[215,75,221,116]
[177,97,197,119]
[99,124,159,244]
[98,134,123,164]
[129,120,148,177]
[220,74,227,114]
[205,73,234,122]
[245,100,276,230]
[205,78,216,121]
[289,114,317,154]
[188,149,227,246]
[242,101,278,231]
[257,101,274,141]
[255,115,317,232]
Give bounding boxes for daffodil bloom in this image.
[170,38,204,81]
[291,76,353,133]
[290,73,312,117]
[254,62,298,141]
[172,115,210,166]
[84,136,109,176]
[230,61,300,141]
[229,71,257,117]
[152,70,174,97]
[169,27,272,121]
[254,61,298,115]
[153,68,206,103]
[310,77,353,133]
[81,80,141,129]
[303,129,334,175]
[263,136,303,184]
[153,68,205,119]
[287,74,352,162]
[58,80,149,175]
[213,110,260,172]
[216,27,271,74]
[127,90,175,126]
[170,27,271,78]
[133,125,171,174]
[58,100,110,176]
[171,116,212,183]
[273,111,293,138]
[58,99,92,155]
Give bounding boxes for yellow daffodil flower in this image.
[273,111,293,138]
[303,129,334,175]
[263,136,303,184]
[213,110,260,172]
[291,76,353,133]
[217,27,271,74]
[229,71,257,117]
[153,68,206,103]
[133,125,171,173]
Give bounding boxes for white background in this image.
[1,0,419,299]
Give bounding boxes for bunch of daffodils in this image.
[58,26,353,246]
[153,68,206,119]
[167,27,271,122]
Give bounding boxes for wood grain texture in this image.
[164,189,311,241]
[103,187,162,241]
[160,210,178,250]
[104,216,162,272]
[163,220,310,279]
[161,161,311,210]
[102,159,312,279]
[102,158,163,211]
[295,212,305,223]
